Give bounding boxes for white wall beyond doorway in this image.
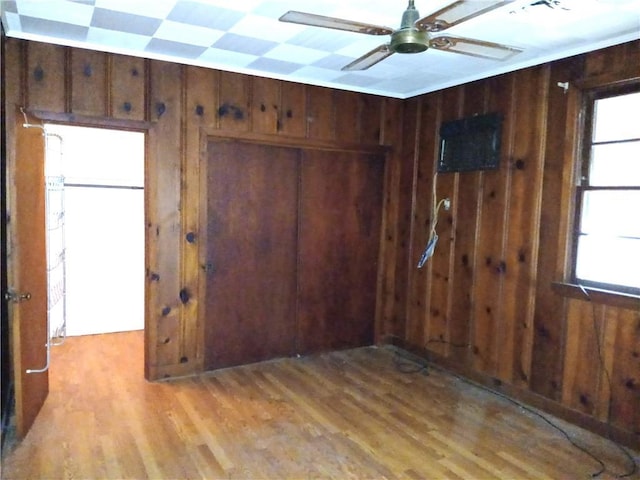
[45,124,145,336]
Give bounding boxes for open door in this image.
[6,115,49,438]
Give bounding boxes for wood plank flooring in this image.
[2,331,638,479]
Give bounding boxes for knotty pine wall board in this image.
[384,40,640,447]
[529,56,579,402]
[25,42,66,113]
[433,88,466,364]
[70,49,108,117]
[375,97,409,343]
[609,307,640,433]
[4,38,399,381]
[146,60,184,378]
[109,55,147,121]
[183,66,218,368]
[4,35,638,447]
[496,67,546,387]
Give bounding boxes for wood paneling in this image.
[383,40,640,447]
[146,60,184,377]
[609,307,640,434]
[109,56,147,120]
[4,35,638,447]
[218,72,250,132]
[434,89,465,363]
[499,67,546,387]
[529,57,579,401]
[306,86,335,141]
[184,66,217,369]
[70,49,107,116]
[26,42,67,112]
[279,81,306,138]
[4,38,396,383]
[250,77,280,135]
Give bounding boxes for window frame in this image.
[570,82,640,297]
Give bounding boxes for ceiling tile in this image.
[286,28,356,52]
[288,65,344,83]
[90,8,161,36]
[263,43,329,64]
[16,0,94,25]
[154,20,225,47]
[2,1,17,13]
[94,0,175,18]
[312,54,357,70]
[167,2,243,30]
[248,57,302,74]
[212,33,277,56]
[3,0,639,99]
[333,72,383,88]
[86,27,152,51]
[20,16,88,41]
[197,47,259,68]
[228,14,297,43]
[145,38,207,59]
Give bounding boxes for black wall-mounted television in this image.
[437,112,503,173]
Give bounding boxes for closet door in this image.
[297,150,384,354]
[204,141,299,369]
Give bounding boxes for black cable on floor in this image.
[391,339,638,478]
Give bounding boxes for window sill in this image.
[551,282,640,310]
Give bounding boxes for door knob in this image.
[4,290,32,303]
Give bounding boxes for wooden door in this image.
[297,150,384,354]
[8,118,49,438]
[204,141,299,369]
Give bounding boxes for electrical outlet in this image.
[443,198,451,210]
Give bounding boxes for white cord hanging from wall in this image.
[417,172,450,268]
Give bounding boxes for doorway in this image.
[44,124,145,337]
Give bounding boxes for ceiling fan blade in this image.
[342,44,394,71]
[429,35,521,60]
[279,11,393,35]
[415,0,515,32]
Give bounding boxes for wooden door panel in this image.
[204,141,298,369]
[11,119,49,438]
[297,150,384,354]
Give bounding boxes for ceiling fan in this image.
[279,0,522,71]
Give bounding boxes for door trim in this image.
[204,128,391,155]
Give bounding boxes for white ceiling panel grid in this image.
[1,0,639,98]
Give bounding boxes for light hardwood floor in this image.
[2,331,638,479]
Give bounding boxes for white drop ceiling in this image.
[2,0,639,99]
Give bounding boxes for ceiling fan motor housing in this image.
[391,0,429,53]
[391,28,429,53]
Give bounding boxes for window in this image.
[572,84,640,296]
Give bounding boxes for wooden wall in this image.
[4,36,639,447]
[3,38,405,380]
[378,40,640,447]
